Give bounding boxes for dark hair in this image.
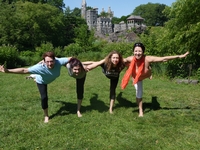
[68,58,83,68]
[105,50,125,72]
[42,51,55,60]
[133,42,145,53]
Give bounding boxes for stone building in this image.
[81,0,146,34]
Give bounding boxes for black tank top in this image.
[101,63,120,79]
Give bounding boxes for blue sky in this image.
[64,0,176,18]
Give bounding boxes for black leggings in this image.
[76,75,86,99]
[37,83,48,110]
[36,75,86,109]
[110,77,119,100]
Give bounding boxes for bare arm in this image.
[82,61,96,65]
[86,59,105,70]
[0,65,29,74]
[147,51,189,63]
[123,56,133,66]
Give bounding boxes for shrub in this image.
[0,45,19,68]
[63,43,82,57]
[102,42,133,58]
[196,68,200,81]
[77,52,105,61]
[35,42,54,57]
[19,50,39,66]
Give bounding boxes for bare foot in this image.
[77,111,82,117]
[149,75,153,80]
[139,113,143,117]
[44,116,49,123]
[109,109,113,114]
[139,109,143,117]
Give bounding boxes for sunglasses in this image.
[134,43,143,47]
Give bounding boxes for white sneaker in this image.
[26,74,36,79]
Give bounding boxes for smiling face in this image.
[44,56,55,69]
[133,46,144,60]
[111,53,120,67]
[72,65,81,76]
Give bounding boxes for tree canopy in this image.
[132,3,169,26]
[162,0,200,64]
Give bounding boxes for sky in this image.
[64,0,176,18]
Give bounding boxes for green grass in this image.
[0,67,200,150]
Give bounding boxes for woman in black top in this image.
[87,51,125,113]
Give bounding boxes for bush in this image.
[196,68,200,81]
[0,45,19,68]
[18,50,43,66]
[35,42,54,57]
[77,52,105,61]
[63,43,83,57]
[102,42,133,57]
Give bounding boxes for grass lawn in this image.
[0,67,200,150]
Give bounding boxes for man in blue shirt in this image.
[0,51,70,123]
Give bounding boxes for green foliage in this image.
[74,25,96,52]
[54,46,63,57]
[151,63,168,78]
[0,45,19,68]
[63,43,82,57]
[162,0,200,65]
[77,51,105,61]
[166,62,189,79]
[196,68,200,81]
[132,3,169,26]
[35,42,54,56]
[0,1,66,50]
[19,50,36,66]
[102,42,133,58]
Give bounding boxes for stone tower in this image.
[81,0,86,19]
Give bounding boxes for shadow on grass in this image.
[49,93,109,119]
[49,101,77,119]
[116,92,191,114]
[115,92,137,109]
[85,93,109,113]
[144,96,191,113]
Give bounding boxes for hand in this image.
[179,51,189,58]
[83,66,90,72]
[0,65,8,73]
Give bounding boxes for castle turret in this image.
[107,7,114,18]
[81,0,87,19]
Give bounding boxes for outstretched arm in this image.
[85,59,105,70]
[82,61,96,65]
[0,65,29,74]
[147,51,189,63]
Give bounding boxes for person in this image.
[86,50,125,114]
[65,58,88,117]
[121,42,189,117]
[0,51,71,123]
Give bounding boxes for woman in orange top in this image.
[122,42,189,117]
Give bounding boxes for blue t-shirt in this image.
[28,58,69,84]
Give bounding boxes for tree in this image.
[1,0,65,9]
[71,7,81,17]
[162,0,200,66]
[74,24,96,52]
[132,3,169,26]
[0,1,66,50]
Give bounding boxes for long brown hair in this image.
[104,50,125,72]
